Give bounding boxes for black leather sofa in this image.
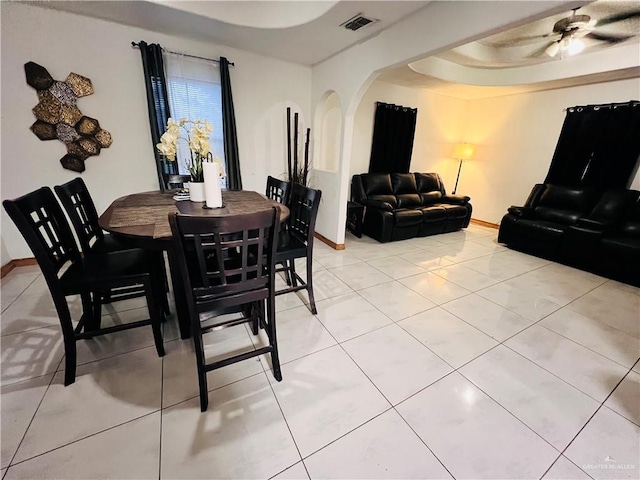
[351,172,472,243]
[498,184,640,286]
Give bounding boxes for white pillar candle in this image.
[203,162,223,208]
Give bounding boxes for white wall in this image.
[463,78,640,224]
[1,2,311,259]
[349,81,467,188]
[0,238,10,267]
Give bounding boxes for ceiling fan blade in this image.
[486,33,556,48]
[586,31,634,43]
[596,10,640,27]
[528,41,557,58]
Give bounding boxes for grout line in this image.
[263,370,310,480]
[158,343,165,480]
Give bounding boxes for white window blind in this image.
[164,53,225,177]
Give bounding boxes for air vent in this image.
[341,14,378,32]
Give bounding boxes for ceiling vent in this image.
[341,14,378,32]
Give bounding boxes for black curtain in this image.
[137,41,174,191]
[368,102,417,174]
[220,57,242,190]
[545,101,640,189]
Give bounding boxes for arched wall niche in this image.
[313,90,342,173]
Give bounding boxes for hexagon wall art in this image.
[25,61,112,172]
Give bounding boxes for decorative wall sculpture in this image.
[25,62,112,172]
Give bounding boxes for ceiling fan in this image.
[501,7,640,58]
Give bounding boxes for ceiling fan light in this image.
[567,38,585,55]
[545,41,560,57]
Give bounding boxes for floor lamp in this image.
[452,143,475,194]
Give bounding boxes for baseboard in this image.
[470,218,499,229]
[314,232,345,250]
[1,258,38,278]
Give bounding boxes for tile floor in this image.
[1,223,639,479]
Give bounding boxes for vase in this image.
[188,182,206,202]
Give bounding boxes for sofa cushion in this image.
[517,219,569,237]
[437,204,469,219]
[600,235,640,252]
[619,198,640,237]
[391,173,418,194]
[420,191,442,206]
[419,206,447,222]
[394,209,423,227]
[534,206,582,225]
[362,174,393,196]
[367,195,398,209]
[589,190,639,224]
[397,194,422,208]
[620,221,640,238]
[415,173,442,192]
[538,184,596,212]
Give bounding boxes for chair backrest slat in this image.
[4,187,81,278]
[54,178,103,253]
[287,183,321,245]
[169,208,279,310]
[266,176,291,205]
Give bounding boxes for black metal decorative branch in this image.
[286,107,311,186]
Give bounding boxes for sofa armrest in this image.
[575,218,610,232]
[442,194,470,204]
[360,198,394,212]
[351,175,366,202]
[507,206,535,218]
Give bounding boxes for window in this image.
[165,53,225,182]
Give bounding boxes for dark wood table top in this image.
[99,190,289,242]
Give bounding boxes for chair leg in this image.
[266,295,282,382]
[156,252,171,315]
[192,324,209,412]
[250,302,259,335]
[83,292,101,332]
[306,257,317,315]
[280,261,292,286]
[145,280,165,357]
[290,260,298,287]
[63,337,77,386]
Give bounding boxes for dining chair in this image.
[169,207,282,412]
[54,177,169,318]
[3,187,165,386]
[275,183,322,314]
[265,175,290,205]
[164,174,191,190]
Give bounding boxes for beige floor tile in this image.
[5,413,160,479]
[161,374,300,479]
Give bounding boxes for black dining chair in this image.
[54,177,124,255]
[54,178,169,318]
[266,176,290,205]
[3,187,165,386]
[169,207,282,412]
[275,183,322,314]
[164,174,191,190]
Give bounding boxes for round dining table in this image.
[99,189,289,339]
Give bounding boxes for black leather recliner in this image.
[499,184,640,286]
[498,184,599,259]
[351,172,472,243]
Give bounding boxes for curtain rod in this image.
[563,100,639,112]
[130,42,234,66]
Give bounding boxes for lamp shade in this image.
[452,143,474,160]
